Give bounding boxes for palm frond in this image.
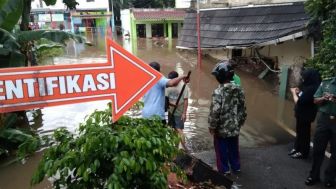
[17,30,86,45]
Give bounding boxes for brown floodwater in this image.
[0,32,297,188]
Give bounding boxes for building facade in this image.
[121,9,185,40]
[177,1,312,98]
[30,0,111,32]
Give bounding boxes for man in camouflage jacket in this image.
[208,60,247,174]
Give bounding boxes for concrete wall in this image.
[255,38,311,66]
[205,49,232,61]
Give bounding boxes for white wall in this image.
[120,9,131,36]
[176,0,192,8]
[31,0,66,10]
[31,0,109,11]
[257,38,311,66]
[75,0,109,11]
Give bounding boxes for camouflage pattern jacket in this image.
[208,83,247,138]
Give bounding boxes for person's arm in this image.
[315,93,334,104]
[208,92,221,135]
[237,88,247,127]
[290,88,300,104]
[313,83,327,105]
[166,76,189,87]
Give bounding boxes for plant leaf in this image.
[0,128,33,144]
[0,0,24,31]
[17,30,85,45]
[43,0,57,6]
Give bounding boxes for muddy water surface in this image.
[0,34,296,188]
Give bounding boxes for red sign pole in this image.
[197,0,202,69]
[0,38,161,122]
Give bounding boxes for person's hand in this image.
[331,95,336,103]
[183,76,190,83]
[323,92,332,101]
[290,87,300,94]
[169,102,177,107]
[181,114,187,122]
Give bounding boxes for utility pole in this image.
[197,0,202,69]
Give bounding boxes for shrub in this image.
[31,105,181,189]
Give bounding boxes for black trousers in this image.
[310,113,336,182]
[294,119,312,156]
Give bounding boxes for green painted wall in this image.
[96,18,107,27]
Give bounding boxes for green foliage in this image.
[0,0,78,32]
[32,105,181,188]
[43,0,58,6]
[62,0,79,10]
[0,0,24,31]
[305,0,336,78]
[17,30,86,45]
[0,113,41,158]
[0,28,25,67]
[35,39,64,65]
[0,28,85,67]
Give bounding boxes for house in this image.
[30,0,112,32]
[120,9,186,40]
[177,2,311,64]
[177,1,312,97]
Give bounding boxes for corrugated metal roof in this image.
[133,9,186,21]
[177,2,310,48]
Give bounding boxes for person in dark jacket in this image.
[289,68,322,159]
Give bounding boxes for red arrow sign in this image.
[0,38,162,122]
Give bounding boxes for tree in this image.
[305,0,336,78]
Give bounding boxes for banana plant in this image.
[0,113,39,157]
[0,0,81,158]
[0,0,78,32]
[0,28,85,67]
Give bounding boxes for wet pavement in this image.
[0,33,321,188]
[195,143,328,189]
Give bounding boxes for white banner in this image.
[38,14,51,22]
[52,14,64,22]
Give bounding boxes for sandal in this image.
[288,149,297,156]
[305,176,320,186]
[291,152,307,159]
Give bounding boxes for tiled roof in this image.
[178,2,310,48]
[133,9,186,20]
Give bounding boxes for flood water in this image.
[0,32,297,188]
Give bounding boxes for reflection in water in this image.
[0,33,297,188]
